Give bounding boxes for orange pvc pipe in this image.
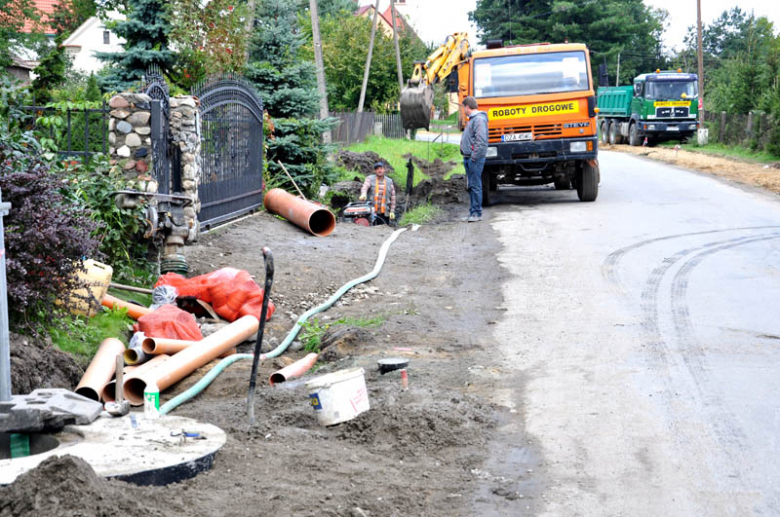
[124,315,259,405]
[269,353,319,385]
[101,365,137,403]
[142,337,236,358]
[101,293,153,320]
[121,354,170,406]
[263,188,336,237]
[75,338,126,401]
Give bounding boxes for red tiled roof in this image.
[380,6,407,31]
[354,5,373,16]
[21,0,58,35]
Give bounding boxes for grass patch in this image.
[300,314,386,353]
[658,141,779,163]
[49,307,133,366]
[346,136,465,190]
[400,203,442,226]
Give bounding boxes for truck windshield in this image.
[646,80,698,100]
[473,51,589,98]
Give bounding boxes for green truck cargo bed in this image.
[597,86,633,117]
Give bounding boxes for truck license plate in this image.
[667,126,678,131]
[502,132,533,142]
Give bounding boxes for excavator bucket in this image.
[400,83,434,131]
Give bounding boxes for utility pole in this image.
[696,0,705,123]
[615,52,621,87]
[358,0,380,113]
[244,0,256,62]
[390,0,404,94]
[309,0,331,143]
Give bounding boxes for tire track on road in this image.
[667,233,780,466]
[603,226,780,294]
[640,234,765,364]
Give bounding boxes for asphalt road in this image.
[485,150,780,515]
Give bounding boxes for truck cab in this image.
[458,42,599,203]
[598,71,699,146]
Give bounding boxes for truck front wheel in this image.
[629,122,641,146]
[577,161,599,202]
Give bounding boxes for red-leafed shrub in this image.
[0,142,100,323]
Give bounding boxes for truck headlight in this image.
[486,147,498,158]
[648,124,656,130]
[690,124,698,130]
[570,141,587,153]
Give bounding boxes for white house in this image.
[62,12,125,75]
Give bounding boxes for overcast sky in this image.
[356,0,779,51]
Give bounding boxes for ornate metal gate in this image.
[194,76,264,228]
[143,67,176,195]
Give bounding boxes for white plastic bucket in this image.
[305,367,369,426]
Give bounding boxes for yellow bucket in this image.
[59,259,114,317]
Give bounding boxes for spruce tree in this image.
[245,0,335,198]
[96,0,174,92]
[245,0,319,118]
[32,35,68,104]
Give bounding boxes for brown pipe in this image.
[101,365,138,403]
[124,316,259,405]
[101,293,153,320]
[121,354,170,406]
[263,188,336,237]
[142,337,236,358]
[75,338,126,401]
[269,353,319,385]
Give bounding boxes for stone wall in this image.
[108,93,154,193]
[169,96,201,241]
[108,93,203,241]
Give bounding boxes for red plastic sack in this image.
[137,304,203,341]
[155,267,275,322]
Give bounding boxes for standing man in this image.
[459,96,488,222]
[359,162,396,225]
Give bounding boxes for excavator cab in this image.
[400,33,469,131]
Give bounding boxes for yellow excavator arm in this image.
[402,33,470,130]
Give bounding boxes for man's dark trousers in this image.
[464,157,485,217]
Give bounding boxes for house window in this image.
[103,30,110,44]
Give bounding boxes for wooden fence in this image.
[329,111,405,145]
[702,110,775,152]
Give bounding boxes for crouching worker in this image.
[359,162,396,225]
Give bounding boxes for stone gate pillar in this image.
[169,96,202,242]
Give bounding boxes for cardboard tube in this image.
[75,338,126,401]
[101,293,153,320]
[263,188,336,237]
[269,353,318,385]
[101,365,138,402]
[121,354,170,406]
[142,337,236,358]
[124,316,259,405]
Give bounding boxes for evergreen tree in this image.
[96,0,174,92]
[32,35,68,104]
[245,0,336,198]
[245,0,318,118]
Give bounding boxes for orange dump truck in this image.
[459,41,600,203]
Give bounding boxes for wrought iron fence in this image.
[22,100,110,158]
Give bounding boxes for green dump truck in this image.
[597,71,699,146]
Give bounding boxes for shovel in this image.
[247,247,274,426]
[105,354,130,417]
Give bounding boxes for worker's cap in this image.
[373,162,385,169]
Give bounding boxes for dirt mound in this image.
[0,455,182,517]
[403,153,457,179]
[334,150,396,176]
[10,332,82,395]
[338,395,495,453]
[327,180,363,210]
[414,174,468,205]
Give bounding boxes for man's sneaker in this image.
[467,215,482,222]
